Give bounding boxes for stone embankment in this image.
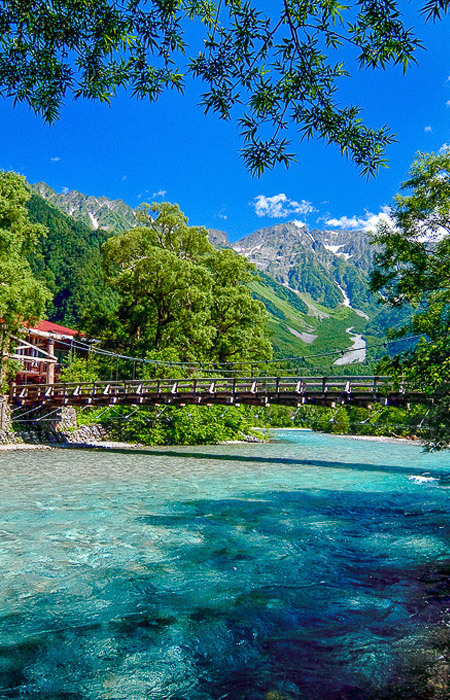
[58,423,111,445]
[0,398,114,448]
[1,422,112,447]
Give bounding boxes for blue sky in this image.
[2,5,450,243]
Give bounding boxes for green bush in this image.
[77,404,260,446]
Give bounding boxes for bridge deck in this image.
[10,376,427,410]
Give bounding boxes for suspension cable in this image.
[47,333,422,373]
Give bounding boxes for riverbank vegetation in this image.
[252,404,427,440]
[72,400,428,446]
[76,404,261,446]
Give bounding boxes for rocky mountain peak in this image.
[31,182,137,233]
[207,228,230,248]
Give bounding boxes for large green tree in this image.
[205,247,272,363]
[370,151,450,449]
[0,172,51,382]
[0,0,447,176]
[90,201,271,366]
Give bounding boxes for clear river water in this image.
[1,431,450,699]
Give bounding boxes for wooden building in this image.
[11,321,85,385]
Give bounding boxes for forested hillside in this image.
[25,194,116,326]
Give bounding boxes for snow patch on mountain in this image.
[323,243,352,260]
[89,212,99,230]
[335,282,369,320]
[233,242,263,256]
[324,243,345,254]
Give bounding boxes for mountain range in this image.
[29,182,388,368]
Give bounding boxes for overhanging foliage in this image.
[0,0,446,175]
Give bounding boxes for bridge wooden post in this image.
[46,338,56,385]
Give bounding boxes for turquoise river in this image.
[1,430,450,699]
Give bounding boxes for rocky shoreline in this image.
[0,421,121,450]
[0,427,423,451]
[0,422,266,451]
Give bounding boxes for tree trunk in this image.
[0,329,11,389]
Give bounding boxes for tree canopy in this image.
[0,0,447,176]
[370,151,450,449]
[0,172,50,381]
[88,201,272,366]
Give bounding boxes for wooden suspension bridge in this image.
[9,376,428,411]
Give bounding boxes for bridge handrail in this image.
[11,375,395,387]
[10,374,405,399]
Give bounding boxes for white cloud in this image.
[446,100,450,107]
[216,206,227,220]
[327,206,448,240]
[424,125,432,132]
[251,193,316,218]
[61,186,69,194]
[50,156,60,162]
[152,189,167,198]
[438,143,450,154]
[122,175,127,181]
[325,207,392,233]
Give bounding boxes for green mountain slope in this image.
[26,193,116,326]
[250,271,381,369]
[232,221,378,317]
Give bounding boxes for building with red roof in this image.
[11,320,87,384]
[29,320,85,338]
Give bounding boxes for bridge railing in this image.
[10,375,403,405]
